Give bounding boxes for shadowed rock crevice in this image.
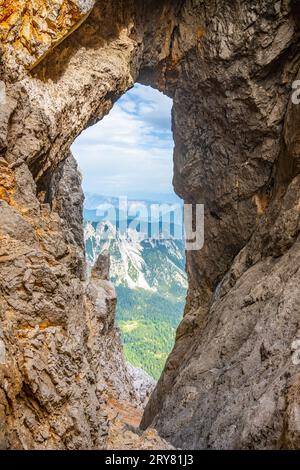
[1,0,300,450]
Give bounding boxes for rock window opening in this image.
[72,83,187,386]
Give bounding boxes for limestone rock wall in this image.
[0,0,170,449]
[0,0,95,77]
[1,0,300,450]
[141,0,300,450]
[0,150,139,449]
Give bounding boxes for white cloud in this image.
[72,84,174,197]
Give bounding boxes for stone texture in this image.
[0,155,137,449]
[92,250,111,281]
[126,362,156,408]
[141,0,300,450]
[0,0,95,77]
[1,0,300,451]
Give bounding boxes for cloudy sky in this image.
[72,84,176,202]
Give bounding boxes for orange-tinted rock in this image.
[0,0,95,76]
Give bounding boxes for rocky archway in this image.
[1,0,300,449]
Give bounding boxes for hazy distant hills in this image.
[84,192,182,210]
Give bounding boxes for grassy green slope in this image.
[116,286,186,379]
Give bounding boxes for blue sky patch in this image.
[72,84,176,201]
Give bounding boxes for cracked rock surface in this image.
[1,0,300,450]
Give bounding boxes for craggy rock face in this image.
[0,0,95,76]
[1,0,300,450]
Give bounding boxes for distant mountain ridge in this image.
[84,192,182,210]
[84,195,187,379]
[85,220,187,292]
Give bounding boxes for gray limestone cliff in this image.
[1,0,300,450]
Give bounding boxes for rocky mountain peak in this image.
[92,249,111,281]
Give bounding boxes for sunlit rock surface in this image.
[1,0,300,450]
[0,0,95,77]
